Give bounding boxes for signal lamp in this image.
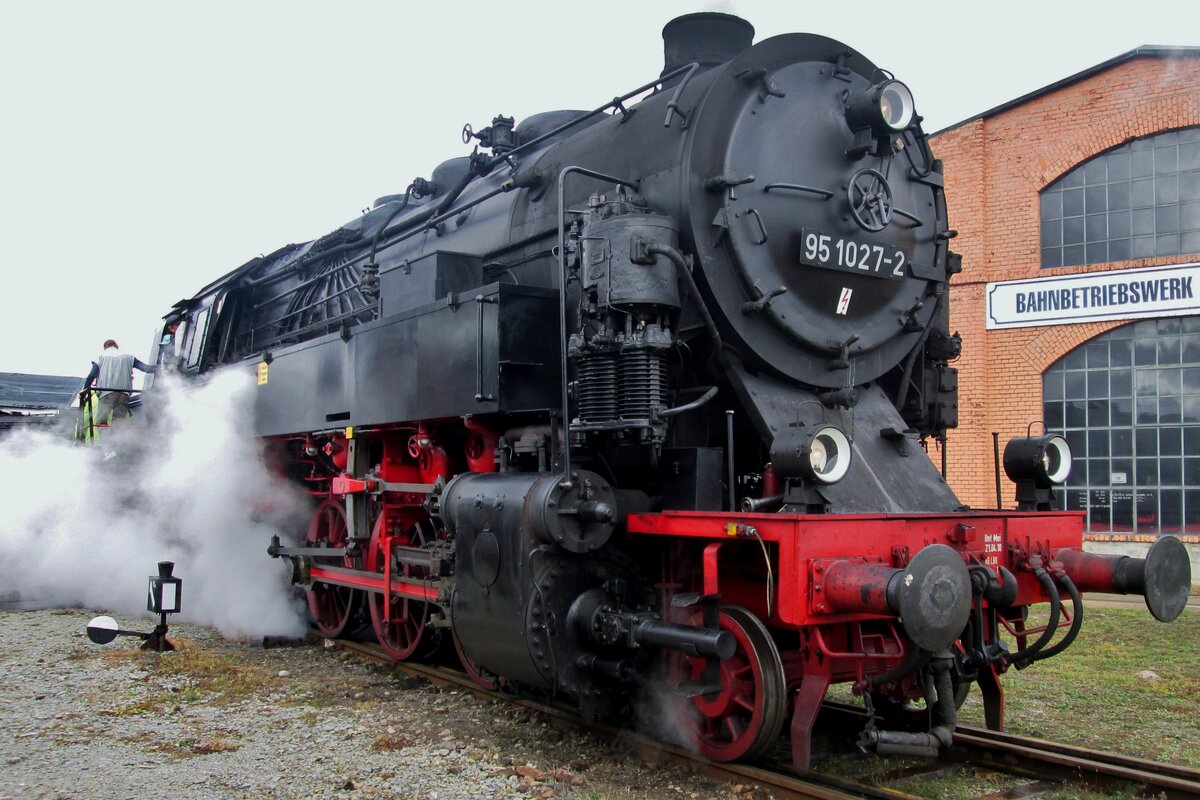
[86,562,183,653]
[799,426,853,484]
[148,561,182,615]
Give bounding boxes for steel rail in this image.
[819,701,1200,798]
[951,726,1200,799]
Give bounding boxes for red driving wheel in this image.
[366,513,435,661]
[677,605,787,762]
[304,499,358,638]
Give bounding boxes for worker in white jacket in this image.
[83,339,157,427]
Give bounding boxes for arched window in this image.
[1040,127,1200,268]
[1042,315,1200,535]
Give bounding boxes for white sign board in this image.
[985,262,1200,330]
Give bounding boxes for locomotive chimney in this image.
[661,12,754,75]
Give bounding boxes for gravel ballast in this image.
[0,608,736,800]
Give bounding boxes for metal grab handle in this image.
[763,183,833,200]
[474,295,498,402]
[662,62,700,128]
[746,208,768,245]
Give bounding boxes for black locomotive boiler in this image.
[156,13,1191,770]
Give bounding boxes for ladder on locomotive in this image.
[75,386,147,443]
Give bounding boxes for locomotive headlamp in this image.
[876,81,915,131]
[1003,433,1072,511]
[1003,434,1072,487]
[845,80,916,135]
[800,426,853,484]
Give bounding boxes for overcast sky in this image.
[2,0,1197,378]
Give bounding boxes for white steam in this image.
[701,0,740,15]
[633,666,698,752]
[0,371,310,638]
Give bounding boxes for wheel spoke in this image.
[722,715,746,743]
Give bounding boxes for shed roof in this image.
[934,46,1200,136]
[0,372,82,411]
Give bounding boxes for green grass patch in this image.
[900,771,1144,800]
[154,644,273,703]
[956,608,1200,768]
[84,638,273,707]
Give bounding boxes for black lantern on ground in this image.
[147,561,182,615]
[143,561,181,651]
[86,561,183,652]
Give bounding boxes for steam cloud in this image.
[701,0,740,14]
[0,371,310,638]
[634,672,696,753]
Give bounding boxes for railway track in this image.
[952,726,1200,799]
[818,702,1200,798]
[331,638,916,800]
[329,638,1200,799]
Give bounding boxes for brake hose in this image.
[1009,566,1062,668]
[1029,571,1083,663]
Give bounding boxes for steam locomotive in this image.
[155,14,1191,770]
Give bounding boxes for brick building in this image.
[930,47,1200,550]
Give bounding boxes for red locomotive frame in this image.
[632,509,1088,767]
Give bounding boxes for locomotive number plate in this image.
[799,228,909,280]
